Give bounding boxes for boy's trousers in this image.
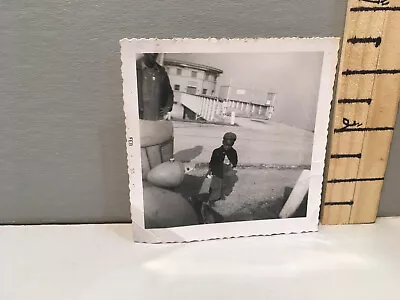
[208,176,223,203]
[208,165,237,203]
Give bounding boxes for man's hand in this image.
[160,107,172,119]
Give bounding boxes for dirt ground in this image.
[172,166,308,222]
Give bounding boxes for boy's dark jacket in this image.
[209,146,238,178]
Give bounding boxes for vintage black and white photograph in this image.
[120,38,339,243]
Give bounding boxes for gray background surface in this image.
[0,0,398,224]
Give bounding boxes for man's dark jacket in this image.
[136,59,174,120]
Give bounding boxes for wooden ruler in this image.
[321,0,400,225]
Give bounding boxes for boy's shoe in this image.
[201,202,224,224]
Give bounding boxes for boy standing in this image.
[207,132,238,204]
[200,132,238,223]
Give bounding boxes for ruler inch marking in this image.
[347,36,382,47]
[334,126,394,133]
[327,177,384,183]
[331,153,362,159]
[338,98,372,105]
[342,69,400,75]
[359,0,390,5]
[351,6,400,12]
[324,201,354,206]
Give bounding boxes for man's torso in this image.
[137,59,168,120]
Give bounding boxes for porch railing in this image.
[180,92,274,122]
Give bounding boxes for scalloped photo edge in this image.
[120,38,339,243]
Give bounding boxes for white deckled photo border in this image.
[120,38,339,243]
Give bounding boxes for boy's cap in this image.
[223,132,237,141]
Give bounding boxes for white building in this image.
[164,59,223,97]
[163,57,276,122]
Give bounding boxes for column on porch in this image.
[200,96,206,119]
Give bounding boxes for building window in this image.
[177,68,182,75]
[191,71,197,78]
[174,84,180,91]
[186,86,196,95]
[204,74,209,80]
[202,89,207,95]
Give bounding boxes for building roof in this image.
[164,59,223,74]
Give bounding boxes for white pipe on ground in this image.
[279,169,310,218]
